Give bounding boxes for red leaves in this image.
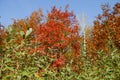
[52,55,66,68]
[35,6,80,57]
[10,6,80,58]
[48,6,77,27]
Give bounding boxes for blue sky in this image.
[0,0,119,27]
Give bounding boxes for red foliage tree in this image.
[36,6,80,57]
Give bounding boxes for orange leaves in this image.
[11,9,43,44]
[90,3,120,53]
[52,55,66,68]
[27,9,43,30]
[48,6,77,26]
[6,6,80,62]
[13,9,43,32]
[35,6,80,57]
[36,20,69,54]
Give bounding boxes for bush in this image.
[0,3,120,80]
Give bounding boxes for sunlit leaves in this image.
[90,3,120,53]
[35,6,80,57]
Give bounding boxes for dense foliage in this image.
[0,3,120,80]
[91,3,120,52]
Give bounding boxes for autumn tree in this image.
[91,3,120,54]
[10,9,43,44]
[35,6,80,58]
[8,6,80,60]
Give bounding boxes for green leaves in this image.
[1,3,120,80]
